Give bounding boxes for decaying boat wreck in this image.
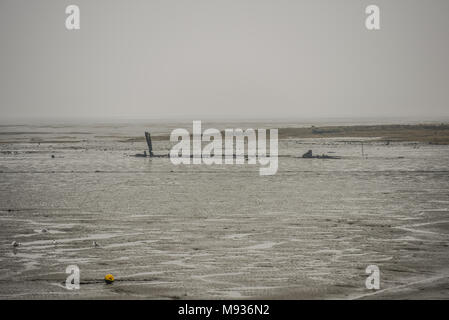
[301,150,341,159]
[133,132,341,160]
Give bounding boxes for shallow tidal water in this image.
[0,121,448,299]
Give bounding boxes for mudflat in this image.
[0,121,448,299]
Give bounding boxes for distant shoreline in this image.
[1,123,449,145]
[136,123,449,145]
[277,123,449,145]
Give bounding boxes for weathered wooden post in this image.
[145,131,154,157]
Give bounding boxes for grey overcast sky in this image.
[0,0,448,121]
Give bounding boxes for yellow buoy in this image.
[104,274,114,284]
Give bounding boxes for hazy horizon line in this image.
[1,115,449,126]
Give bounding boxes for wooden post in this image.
[145,131,154,157]
[361,142,365,159]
